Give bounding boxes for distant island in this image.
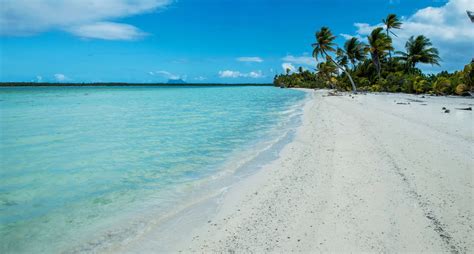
[167,79,187,84]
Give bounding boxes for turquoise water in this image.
[0,86,306,253]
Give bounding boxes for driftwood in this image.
[407,98,425,103]
[455,107,472,111]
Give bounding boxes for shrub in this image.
[463,63,473,88]
[370,84,382,92]
[455,84,469,96]
[432,77,451,95]
[385,72,405,92]
[413,79,430,94]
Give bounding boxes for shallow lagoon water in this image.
[0,86,306,253]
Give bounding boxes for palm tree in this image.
[344,37,367,70]
[396,35,440,71]
[298,66,304,74]
[383,14,402,59]
[316,59,338,88]
[367,27,393,79]
[336,48,349,68]
[312,27,357,92]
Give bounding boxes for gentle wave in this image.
[0,86,307,253]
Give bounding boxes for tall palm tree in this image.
[367,27,393,79]
[312,27,357,92]
[396,35,440,71]
[344,37,367,70]
[383,14,402,58]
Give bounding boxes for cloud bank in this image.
[0,0,172,40]
[54,73,69,82]
[149,70,186,81]
[218,70,264,79]
[282,55,316,66]
[236,57,264,63]
[345,0,474,72]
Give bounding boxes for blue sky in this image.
[0,0,473,83]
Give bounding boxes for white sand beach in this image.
[119,90,473,253]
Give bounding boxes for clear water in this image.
[0,86,306,253]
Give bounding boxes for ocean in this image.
[0,86,307,253]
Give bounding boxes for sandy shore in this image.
[120,90,473,253]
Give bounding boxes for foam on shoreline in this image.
[63,90,313,253]
[163,90,472,253]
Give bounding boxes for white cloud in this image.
[247,71,264,78]
[354,23,381,36]
[0,0,171,40]
[67,22,147,41]
[218,70,264,78]
[281,63,296,73]
[194,76,207,81]
[219,70,241,78]
[281,55,316,66]
[236,57,264,63]
[54,73,68,82]
[149,70,185,80]
[350,0,474,71]
[340,33,364,41]
[36,76,43,82]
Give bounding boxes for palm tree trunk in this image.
[325,53,357,93]
[371,53,381,80]
[387,28,392,59]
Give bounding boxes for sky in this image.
[0,0,473,83]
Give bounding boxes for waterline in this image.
[0,86,307,253]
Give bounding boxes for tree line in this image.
[274,14,473,96]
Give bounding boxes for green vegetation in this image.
[274,14,473,96]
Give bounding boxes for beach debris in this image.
[455,107,472,111]
[327,91,341,96]
[442,107,451,113]
[396,102,410,105]
[407,98,425,103]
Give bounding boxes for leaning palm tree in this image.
[383,14,402,58]
[396,35,440,71]
[344,37,367,70]
[367,27,393,79]
[312,27,357,92]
